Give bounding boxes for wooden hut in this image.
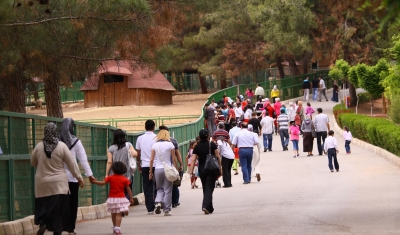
[80,61,175,108]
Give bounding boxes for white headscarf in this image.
[273,85,277,91]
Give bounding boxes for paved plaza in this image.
[68,91,400,235]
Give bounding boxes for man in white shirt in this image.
[255,84,265,100]
[229,122,241,141]
[260,112,274,152]
[136,120,157,214]
[314,108,330,155]
[323,130,339,172]
[318,77,328,102]
[232,122,259,184]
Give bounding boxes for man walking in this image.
[159,126,183,208]
[277,109,290,151]
[255,84,265,100]
[312,77,319,101]
[232,122,259,184]
[212,122,231,144]
[318,77,328,102]
[248,112,261,136]
[303,77,311,102]
[332,80,339,102]
[205,103,216,136]
[136,120,157,214]
[260,111,274,152]
[314,108,330,155]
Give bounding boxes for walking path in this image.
[68,90,400,235]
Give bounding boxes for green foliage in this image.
[352,60,387,100]
[388,93,400,124]
[329,59,350,81]
[333,103,352,120]
[347,66,359,88]
[338,113,400,156]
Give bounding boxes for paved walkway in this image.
[69,90,400,235]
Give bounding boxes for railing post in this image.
[91,160,97,205]
[9,159,15,221]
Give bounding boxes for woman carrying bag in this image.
[149,129,178,216]
[301,115,315,156]
[190,129,222,215]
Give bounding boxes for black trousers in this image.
[142,167,155,212]
[316,131,327,155]
[199,169,216,213]
[221,157,234,187]
[63,182,79,232]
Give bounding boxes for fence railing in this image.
[0,70,330,222]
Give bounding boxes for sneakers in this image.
[114,227,122,234]
[164,211,172,216]
[155,203,162,214]
[202,208,210,215]
[256,173,261,182]
[172,203,180,208]
[147,211,154,215]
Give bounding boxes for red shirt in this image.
[228,109,235,119]
[105,175,130,198]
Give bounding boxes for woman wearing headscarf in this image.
[301,115,315,156]
[270,85,279,103]
[189,129,222,214]
[59,118,95,234]
[248,124,261,182]
[31,123,83,235]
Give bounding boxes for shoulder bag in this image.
[157,144,179,182]
[204,142,220,175]
[311,123,317,138]
[126,143,137,176]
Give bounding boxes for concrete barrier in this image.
[332,114,400,168]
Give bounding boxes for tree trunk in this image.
[348,82,357,107]
[220,74,227,89]
[288,56,300,76]
[276,55,285,78]
[7,73,26,113]
[44,77,64,118]
[199,75,208,94]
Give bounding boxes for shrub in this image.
[333,103,352,121]
[338,113,400,156]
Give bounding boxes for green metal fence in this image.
[0,70,331,222]
[26,81,84,106]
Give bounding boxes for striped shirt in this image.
[212,129,230,142]
[277,114,290,130]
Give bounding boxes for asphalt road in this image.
[68,91,400,235]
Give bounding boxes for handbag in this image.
[311,124,317,138]
[126,143,137,176]
[173,171,184,187]
[204,142,220,175]
[157,145,179,182]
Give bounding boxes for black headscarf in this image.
[43,122,59,159]
[59,118,79,150]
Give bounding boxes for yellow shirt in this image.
[271,89,279,98]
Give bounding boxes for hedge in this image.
[333,103,352,120]
[338,113,400,156]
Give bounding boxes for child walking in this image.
[343,126,353,154]
[305,102,315,119]
[289,121,300,158]
[324,130,340,172]
[90,162,133,234]
[186,140,199,189]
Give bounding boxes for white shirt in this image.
[217,140,234,159]
[255,86,265,96]
[244,109,252,119]
[65,140,93,182]
[324,136,338,151]
[314,113,329,132]
[232,129,259,148]
[229,126,241,140]
[343,131,353,141]
[136,131,157,167]
[260,116,274,134]
[152,141,175,169]
[234,107,243,117]
[320,79,326,89]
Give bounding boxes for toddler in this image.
[343,126,352,154]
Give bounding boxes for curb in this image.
[332,114,400,168]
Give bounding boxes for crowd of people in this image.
[30,77,352,234]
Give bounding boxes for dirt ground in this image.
[348,98,388,117]
[27,93,209,121]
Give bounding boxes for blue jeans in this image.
[292,140,299,150]
[263,133,273,151]
[345,140,351,153]
[279,129,290,150]
[327,148,339,171]
[238,148,253,183]
[312,88,318,100]
[332,91,339,102]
